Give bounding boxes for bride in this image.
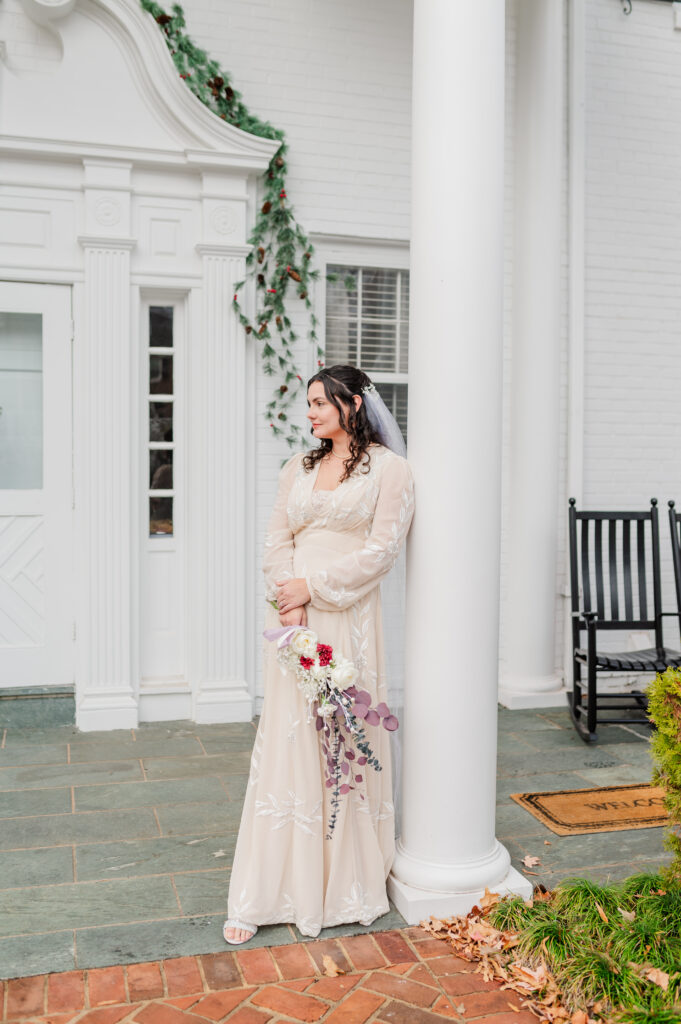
[224,364,414,944]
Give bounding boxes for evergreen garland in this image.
[648,668,681,879]
[140,0,323,449]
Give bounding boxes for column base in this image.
[498,673,568,709]
[77,690,138,732]
[387,866,533,925]
[193,680,254,724]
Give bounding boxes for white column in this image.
[388,0,531,922]
[499,0,565,709]
[192,244,253,722]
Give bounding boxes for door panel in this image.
[0,283,73,687]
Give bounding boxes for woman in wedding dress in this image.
[224,365,414,944]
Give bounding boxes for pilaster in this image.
[75,160,137,730]
[191,171,253,722]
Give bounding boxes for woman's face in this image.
[307,380,347,442]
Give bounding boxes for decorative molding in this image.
[21,0,76,25]
[78,235,136,250]
[195,242,250,258]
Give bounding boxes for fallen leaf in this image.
[642,966,669,990]
[618,906,635,923]
[544,840,552,846]
[594,900,609,924]
[570,1013,588,1024]
[522,854,541,868]
[455,1005,465,1014]
[322,955,344,977]
[480,887,501,911]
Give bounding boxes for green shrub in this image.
[647,667,681,878]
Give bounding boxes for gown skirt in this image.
[227,446,414,937]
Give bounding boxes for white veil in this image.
[361,382,408,835]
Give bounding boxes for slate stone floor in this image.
[0,705,670,982]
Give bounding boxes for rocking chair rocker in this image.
[568,497,681,743]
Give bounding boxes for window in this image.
[325,265,409,443]
[148,306,175,535]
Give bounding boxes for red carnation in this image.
[300,656,314,670]
[316,644,333,667]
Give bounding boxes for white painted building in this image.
[1,0,680,916]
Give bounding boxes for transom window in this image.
[325,265,409,442]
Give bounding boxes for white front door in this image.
[0,282,73,688]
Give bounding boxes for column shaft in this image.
[389,0,531,920]
[500,0,565,708]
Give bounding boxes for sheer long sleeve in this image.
[262,453,302,602]
[307,455,414,612]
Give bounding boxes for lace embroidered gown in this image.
[227,444,415,936]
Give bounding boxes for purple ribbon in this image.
[263,625,303,649]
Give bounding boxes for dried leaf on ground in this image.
[480,887,501,911]
[641,966,669,991]
[322,954,345,977]
[522,854,541,868]
[617,906,635,923]
[594,900,609,924]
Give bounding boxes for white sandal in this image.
[223,918,258,945]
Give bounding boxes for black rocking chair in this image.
[568,497,681,742]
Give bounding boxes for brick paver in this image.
[0,926,545,1023]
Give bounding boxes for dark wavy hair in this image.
[302,365,381,482]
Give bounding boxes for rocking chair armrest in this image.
[571,610,598,624]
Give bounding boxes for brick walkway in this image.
[0,928,534,1024]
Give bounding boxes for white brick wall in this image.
[583,0,681,641]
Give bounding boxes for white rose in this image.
[318,700,336,718]
[330,660,358,689]
[290,629,318,656]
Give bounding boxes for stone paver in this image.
[0,708,669,990]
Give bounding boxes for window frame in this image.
[314,235,410,430]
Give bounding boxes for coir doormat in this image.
[510,783,668,836]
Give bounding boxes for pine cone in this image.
[299,290,308,300]
[156,14,172,25]
[261,200,271,214]
[287,267,302,283]
[275,156,285,168]
[279,384,288,393]
[245,325,252,335]
[257,273,265,286]
[257,247,265,263]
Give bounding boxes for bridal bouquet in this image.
[264,624,398,838]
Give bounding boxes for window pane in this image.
[326,266,358,318]
[375,382,408,445]
[150,496,173,535]
[150,449,173,489]
[150,354,173,395]
[362,268,397,320]
[149,401,173,442]
[360,322,397,372]
[0,312,43,489]
[399,272,409,372]
[326,320,358,366]
[150,306,173,347]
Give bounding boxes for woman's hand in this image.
[278,606,307,627]
[275,578,311,614]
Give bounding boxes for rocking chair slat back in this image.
[569,499,662,640]
[609,519,619,619]
[623,519,633,620]
[668,501,681,627]
[637,519,648,622]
